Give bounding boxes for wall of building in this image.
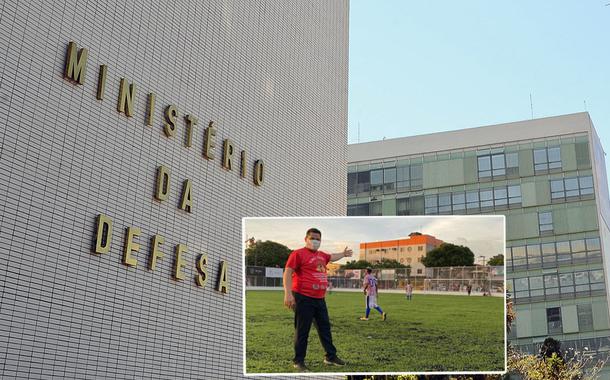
[0,1,348,378]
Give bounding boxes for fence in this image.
[246,265,505,294]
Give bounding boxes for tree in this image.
[487,254,504,266]
[375,258,407,268]
[421,243,475,267]
[342,260,373,269]
[245,240,291,267]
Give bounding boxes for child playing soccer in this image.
[360,268,386,321]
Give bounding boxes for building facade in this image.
[0,1,348,379]
[348,113,610,363]
[359,232,443,275]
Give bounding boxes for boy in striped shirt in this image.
[360,268,386,321]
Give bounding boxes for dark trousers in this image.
[293,291,337,363]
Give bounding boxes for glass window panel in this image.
[535,163,548,171]
[492,168,506,176]
[452,193,465,204]
[560,273,574,286]
[506,152,519,168]
[370,169,383,185]
[586,237,601,251]
[534,149,547,164]
[529,276,544,289]
[425,195,437,207]
[579,176,593,189]
[384,168,396,183]
[492,154,506,169]
[527,244,541,264]
[369,202,382,216]
[574,271,589,285]
[545,287,559,295]
[590,270,604,283]
[480,189,493,201]
[539,212,553,225]
[515,278,529,291]
[556,241,571,254]
[571,239,586,253]
[542,242,556,255]
[512,246,526,258]
[478,156,491,171]
[544,274,559,288]
[347,173,357,195]
[494,188,508,200]
[591,283,605,291]
[550,180,564,193]
[549,161,562,169]
[438,193,451,206]
[508,185,521,198]
[411,164,423,180]
[565,178,578,190]
[466,191,479,203]
[548,147,561,162]
[396,166,409,181]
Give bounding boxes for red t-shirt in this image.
[286,247,331,298]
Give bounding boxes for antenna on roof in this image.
[530,93,534,119]
[584,100,587,112]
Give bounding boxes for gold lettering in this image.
[146,93,156,126]
[123,227,141,267]
[203,121,216,160]
[164,105,178,137]
[179,179,193,213]
[195,254,208,287]
[253,160,264,186]
[184,115,197,147]
[155,165,170,201]
[94,214,113,254]
[117,78,137,117]
[217,261,229,293]
[240,150,247,178]
[64,41,88,84]
[149,234,165,271]
[174,244,187,280]
[96,65,107,100]
[222,139,234,170]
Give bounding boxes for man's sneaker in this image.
[382,312,387,321]
[359,316,369,321]
[293,362,309,372]
[324,356,346,366]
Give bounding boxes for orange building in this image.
[359,232,444,276]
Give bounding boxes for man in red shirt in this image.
[283,228,352,372]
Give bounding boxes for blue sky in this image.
[349,1,610,173]
[244,216,504,263]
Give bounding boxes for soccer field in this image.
[245,290,505,374]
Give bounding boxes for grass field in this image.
[245,290,505,374]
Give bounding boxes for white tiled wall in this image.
[0,1,348,378]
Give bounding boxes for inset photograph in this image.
[243,216,506,375]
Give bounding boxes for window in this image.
[589,269,605,291]
[477,152,519,179]
[538,212,553,233]
[480,189,494,209]
[396,196,424,215]
[417,246,423,251]
[529,276,544,297]
[466,190,479,211]
[396,164,423,191]
[577,304,594,332]
[512,246,526,267]
[542,242,556,264]
[370,169,384,193]
[526,244,541,265]
[514,277,529,299]
[347,203,369,216]
[383,167,396,193]
[551,176,594,201]
[544,274,559,295]
[369,201,382,216]
[425,195,438,214]
[546,307,563,334]
[508,185,522,205]
[574,271,590,293]
[347,172,357,195]
[438,193,451,214]
[407,246,412,252]
[559,272,574,295]
[417,269,422,274]
[356,171,370,193]
[534,147,561,172]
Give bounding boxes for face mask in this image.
[306,239,321,251]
